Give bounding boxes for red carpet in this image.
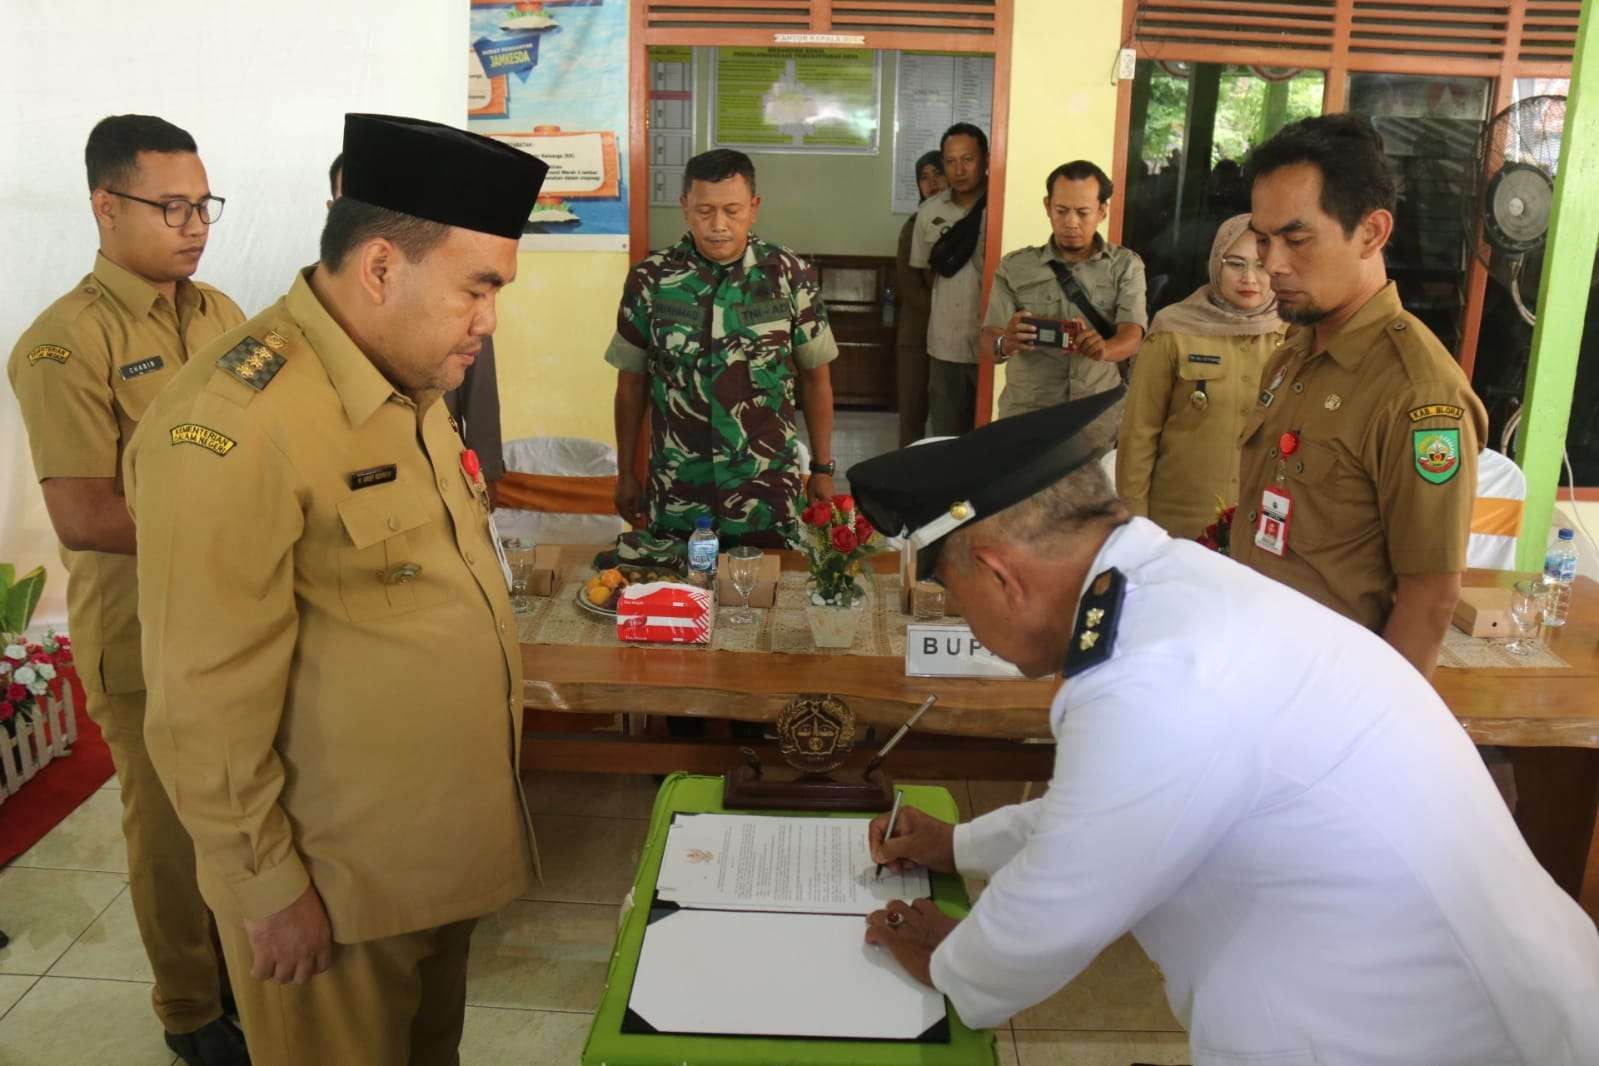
[0,674,114,867]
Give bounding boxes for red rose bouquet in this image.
[1196,497,1237,556]
[798,494,883,607]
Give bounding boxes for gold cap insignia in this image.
[950,502,971,521]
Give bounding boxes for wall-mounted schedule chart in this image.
[892,52,994,214]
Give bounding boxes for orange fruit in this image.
[599,569,626,589]
[585,584,612,607]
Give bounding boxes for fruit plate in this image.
[574,564,684,619]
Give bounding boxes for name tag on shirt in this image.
[1187,353,1222,365]
[1254,486,1293,557]
[348,464,398,490]
[119,356,165,381]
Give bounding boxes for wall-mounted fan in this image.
[1465,94,1565,326]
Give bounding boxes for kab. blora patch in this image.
[1408,403,1464,422]
[170,423,236,456]
[1413,428,1461,484]
[27,344,70,366]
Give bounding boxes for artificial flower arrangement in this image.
[1,634,72,734]
[1196,497,1237,557]
[796,494,884,608]
[1,563,71,735]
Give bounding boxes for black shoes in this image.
[166,1015,250,1066]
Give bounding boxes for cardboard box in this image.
[1452,586,1512,638]
[715,551,781,608]
[528,545,564,598]
[617,583,713,644]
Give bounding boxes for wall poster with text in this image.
[468,0,629,251]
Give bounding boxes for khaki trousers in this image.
[895,344,931,447]
[928,359,980,438]
[218,918,478,1066]
[91,688,224,1034]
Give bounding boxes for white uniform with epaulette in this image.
[930,518,1599,1064]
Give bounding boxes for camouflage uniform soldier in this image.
[607,150,839,563]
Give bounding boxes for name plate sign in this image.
[905,623,1025,679]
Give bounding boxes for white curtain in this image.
[0,0,465,627]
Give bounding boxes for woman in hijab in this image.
[895,150,947,446]
[1116,213,1285,538]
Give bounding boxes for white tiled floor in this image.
[0,774,1185,1065]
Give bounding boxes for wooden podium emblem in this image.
[723,694,894,812]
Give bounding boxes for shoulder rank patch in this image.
[1413,428,1461,484]
[170,423,236,456]
[27,344,70,366]
[1063,567,1127,679]
[1408,403,1464,423]
[217,338,286,391]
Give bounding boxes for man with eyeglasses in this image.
[982,160,1147,420]
[6,114,248,1065]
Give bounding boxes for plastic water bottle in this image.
[687,516,719,590]
[1541,527,1578,627]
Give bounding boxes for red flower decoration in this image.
[830,525,858,553]
[833,494,855,513]
[0,702,13,721]
[31,652,50,664]
[6,683,24,703]
[803,501,831,527]
[853,514,873,543]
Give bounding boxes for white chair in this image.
[493,436,628,546]
[1467,449,1526,571]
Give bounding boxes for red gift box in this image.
[616,583,713,644]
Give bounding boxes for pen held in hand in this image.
[874,788,906,881]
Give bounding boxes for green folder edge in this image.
[581,772,999,1066]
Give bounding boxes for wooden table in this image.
[521,549,1599,919]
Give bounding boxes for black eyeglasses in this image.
[108,190,225,228]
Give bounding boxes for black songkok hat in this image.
[340,113,548,240]
[848,387,1126,579]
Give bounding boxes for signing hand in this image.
[864,898,961,986]
[806,472,836,504]
[868,805,956,875]
[243,884,334,986]
[1001,311,1039,360]
[1073,320,1107,361]
[614,476,647,529]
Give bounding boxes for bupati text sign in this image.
[905,624,1025,679]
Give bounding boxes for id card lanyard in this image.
[1254,430,1299,557]
[461,447,516,590]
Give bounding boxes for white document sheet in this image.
[657,813,931,914]
[629,909,946,1040]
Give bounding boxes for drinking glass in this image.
[504,539,537,614]
[727,546,763,625]
[1505,579,1545,655]
[912,580,946,622]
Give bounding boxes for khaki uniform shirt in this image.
[6,254,243,695]
[125,270,533,942]
[1231,283,1488,632]
[1116,328,1285,539]
[909,188,986,365]
[986,237,1147,418]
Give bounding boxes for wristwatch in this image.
[810,460,837,475]
[993,331,1009,363]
